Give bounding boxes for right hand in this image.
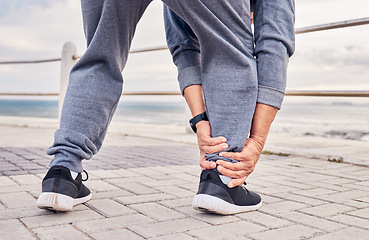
[196,121,228,170]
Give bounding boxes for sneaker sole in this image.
[36,192,92,212]
[192,194,262,215]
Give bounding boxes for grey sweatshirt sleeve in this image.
[163,5,201,95]
[253,0,295,109]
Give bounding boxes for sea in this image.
[0,96,368,141]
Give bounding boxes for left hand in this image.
[196,121,228,170]
[216,136,264,188]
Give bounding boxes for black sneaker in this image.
[36,165,91,211]
[192,169,262,215]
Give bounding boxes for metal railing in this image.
[1,17,369,102]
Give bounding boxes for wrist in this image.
[189,112,208,133]
[249,135,266,150]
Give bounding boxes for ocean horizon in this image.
[0,96,368,141]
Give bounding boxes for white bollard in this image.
[59,42,78,118]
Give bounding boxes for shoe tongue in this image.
[70,170,79,180]
[219,175,232,185]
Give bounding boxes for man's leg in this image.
[164,0,258,162]
[37,0,152,211]
[163,0,261,214]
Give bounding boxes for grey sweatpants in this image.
[47,0,294,172]
[164,0,295,162]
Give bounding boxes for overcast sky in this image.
[0,0,369,96]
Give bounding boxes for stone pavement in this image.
[0,118,369,239]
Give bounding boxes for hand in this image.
[196,121,228,170]
[216,136,264,188]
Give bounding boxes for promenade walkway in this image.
[0,117,368,239]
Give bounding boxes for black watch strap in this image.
[189,112,208,133]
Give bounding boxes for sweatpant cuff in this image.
[49,152,83,173]
[257,85,285,110]
[178,66,202,95]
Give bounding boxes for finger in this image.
[217,165,250,179]
[219,151,248,161]
[200,143,228,154]
[200,158,216,170]
[228,176,247,188]
[199,135,227,146]
[216,160,248,171]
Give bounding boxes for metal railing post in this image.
[59,42,77,118]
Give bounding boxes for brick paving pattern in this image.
[0,135,368,239]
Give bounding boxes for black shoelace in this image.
[82,170,89,181]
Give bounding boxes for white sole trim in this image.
[192,194,262,215]
[36,192,92,212]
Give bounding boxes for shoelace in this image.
[82,170,89,181]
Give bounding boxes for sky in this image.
[0,0,369,97]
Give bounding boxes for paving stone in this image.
[328,214,369,230]
[90,228,145,240]
[257,194,283,204]
[145,166,183,174]
[0,192,36,208]
[273,192,328,206]
[169,173,199,183]
[298,203,356,217]
[92,189,133,199]
[167,165,200,174]
[129,202,186,221]
[84,180,120,192]
[88,169,122,179]
[154,185,195,198]
[128,167,166,176]
[356,196,369,203]
[142,178,189,188]
[86,199,135,217]
[116,193,175,205]
[328,190,369,201]
[237,211,292,229]
[273,179,314,190]
[0,219,36,239]
[309,227,369,240]
[260,200,309,215]
[257,185,303,195]
[102,169,141,178]
[159,197,193,208]
[2,170,29,176]
[106,176,155,185]
[355,181,369,187]
[10,175,41,185]
[150,174,178,181]
[292,188,338,197]
[249,224,323,240]
[347,207,369,219]
[115,182,160,195]
[0,207,53,221]
[33,224,90,240]
[150,233,197,240]
[346,183,369,192]
[21,210,104,228]
[279,212,345,232]
[294,172,337,182]
[321,177,357,186]
[74,214,155,234]
[175,206,240,225]
[129,218,210,238]
[0,176,18,186]
[188,221,266,240]
[305,182,352,192]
